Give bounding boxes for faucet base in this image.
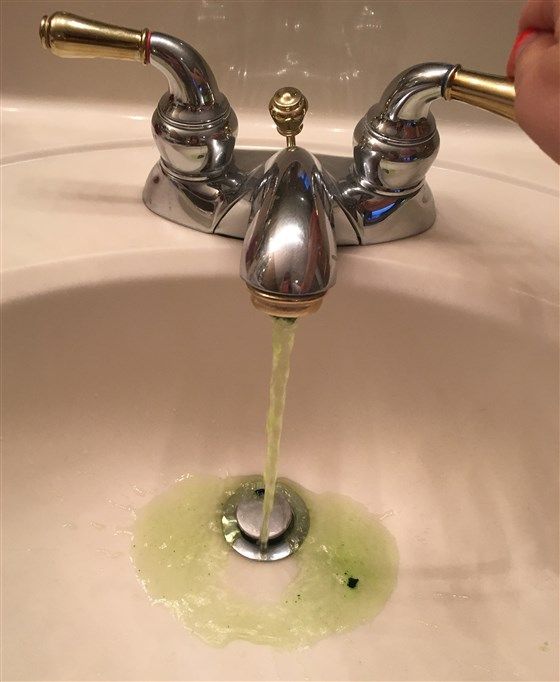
[142,150,436,246]
[142,161,247,233]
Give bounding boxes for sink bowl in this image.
[2,264,558,679]
[1,125,558,680]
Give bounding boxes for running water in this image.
[259,317,298,549]
[130,314,400,647]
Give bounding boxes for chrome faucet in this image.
[40,12,516,317]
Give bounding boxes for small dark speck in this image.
[255,488,265,498]
[153,176,160,184]
[347,577,359,589]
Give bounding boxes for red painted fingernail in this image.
[507,27,539,76]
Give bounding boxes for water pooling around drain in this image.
[131,475,398,648]
[130,315,399,646]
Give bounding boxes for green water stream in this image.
[259,317,297,548]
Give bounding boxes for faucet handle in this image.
[40,12,149,62]
[444,67,515,121]
[269,87,308,148]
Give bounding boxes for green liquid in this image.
[260,318,297,548]
[132,475,398,648]
[131,317,399,647]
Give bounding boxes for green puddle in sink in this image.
[131,474,398,648]
[132,317,398,647]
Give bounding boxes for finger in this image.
[507,28,541,77]
[518,0,560,37]
[514,32,560,161]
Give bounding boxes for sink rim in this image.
[2,248,558,349]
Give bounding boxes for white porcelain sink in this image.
[1,111,558,680]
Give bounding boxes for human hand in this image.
[507,0,560,162]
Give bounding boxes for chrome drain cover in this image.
[222,480,310,561]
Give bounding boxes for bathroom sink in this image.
[1,126,558,680]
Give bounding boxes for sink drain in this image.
[222,480,310,561]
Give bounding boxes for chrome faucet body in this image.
[144,63,461,247]
[40,12,516,315]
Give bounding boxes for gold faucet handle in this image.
[40,12,149,63]
[269,87,308,148]
[444,66,516,122]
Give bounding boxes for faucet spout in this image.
[241,147,337,318]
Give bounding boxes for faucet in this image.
[40,12,516,317]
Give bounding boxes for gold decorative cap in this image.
[269,87,308,147]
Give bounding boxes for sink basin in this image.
[1,118,558,680]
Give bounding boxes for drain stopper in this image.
[236,489,293,541]
[222,480,310,561]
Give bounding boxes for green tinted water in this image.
[131,315,399,647]
[260,317,297,548]
[132,475,398,648]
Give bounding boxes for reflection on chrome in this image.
[241,147,337,301]
[39,12,517,316]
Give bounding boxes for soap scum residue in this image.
[131,475,398,649]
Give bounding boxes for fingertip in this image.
[507,27,541,77]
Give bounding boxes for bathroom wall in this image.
[2,0,523,122]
